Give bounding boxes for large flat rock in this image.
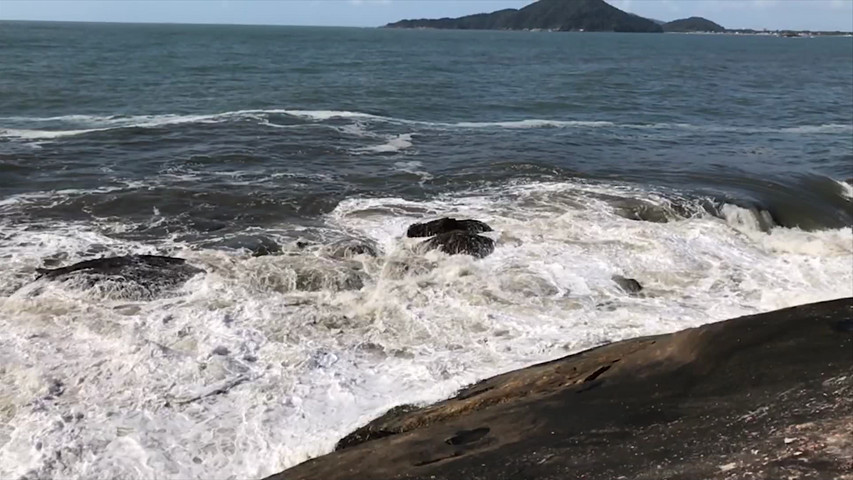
[268,298,853,480]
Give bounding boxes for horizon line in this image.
[0,18,851,34]
[0,18,380,28]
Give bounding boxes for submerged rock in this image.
[612,275,643,293]
[329,240,379,259]
[294,266,367,292]
[36,255,205,298]
[611,198,692,223]
[202,235,281,257]
[421,231,495,259]
[407,218,492,238]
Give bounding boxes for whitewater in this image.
[1,177,851,479]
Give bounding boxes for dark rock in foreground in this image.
[421,231,495,259]
[406,218,492,238]
[612,275,642,293]
[36,255,205,298]
[268,298,853,480]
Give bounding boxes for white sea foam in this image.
[0,179,850,480]
[0,182,147,210]
[837,179,853,200]
[392,160,433,182]
[780,124,853,134]
[3,109,849,142]
[272,109,382,121]
[0,128,109,140]
[451,119,615,129]
[354,133,414,154]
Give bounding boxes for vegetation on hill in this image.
[663,16,726,33]
[386,0,663,33]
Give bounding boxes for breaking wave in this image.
[2,109,850,141]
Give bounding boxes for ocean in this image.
[0,21,851,479]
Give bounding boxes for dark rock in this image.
[212,346,229,356]
[422,231,495,259]
[612,275,643,293]
[36,255,204,299]
[407,218,492,238]
[336,404,421,451]
[36,255,200,279]
[267,298,853,480]
[47,379,64,398]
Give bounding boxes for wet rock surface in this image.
[406,218,492,238]
[35,255,205,298]
[612,275,643,293]
[406,218,496,258]
[421,231,496,259]
[268,298,853,480]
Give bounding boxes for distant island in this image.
[386,0,662,33]
[662,16,725,33]
[385,0,851,36]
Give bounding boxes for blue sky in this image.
[1,0,851,31]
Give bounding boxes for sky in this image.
[1,0,851,32]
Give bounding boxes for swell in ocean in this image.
[2,108,851,234]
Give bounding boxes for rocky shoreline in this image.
[268,298,853,480]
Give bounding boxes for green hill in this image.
[663,17,725,33]
[386,0,663,33]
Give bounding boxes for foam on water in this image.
[0,128,110,140]
[2,109,850,142]
[837,179,853,200]
[0,183,147,210]
[0,179,850,480]
[452,119,615,129]
[392,160,434,182]
[354,133,414,154]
